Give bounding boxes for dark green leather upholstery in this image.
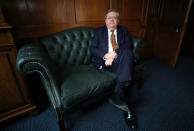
[59,65,115,110]
[40,27,94,65]
[16,27,144,129]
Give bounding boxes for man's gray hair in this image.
[105,9,120,19]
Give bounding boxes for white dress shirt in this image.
[108,29,118,52]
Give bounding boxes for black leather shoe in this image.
[124,111,137,129]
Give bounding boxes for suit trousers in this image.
[104,49,133,105]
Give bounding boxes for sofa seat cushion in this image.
[56,65,116,110]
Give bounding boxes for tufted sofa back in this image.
[40,27,94,66]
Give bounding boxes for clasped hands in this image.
[104,51,117,66]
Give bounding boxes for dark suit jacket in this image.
[90,25,133,69]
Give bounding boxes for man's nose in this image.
[110,18,114,21]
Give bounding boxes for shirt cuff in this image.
[103,56,106,60]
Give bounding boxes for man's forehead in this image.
[107,12,117,16]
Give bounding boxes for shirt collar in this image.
[108,28,117,33]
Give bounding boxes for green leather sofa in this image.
[16,27,144,130]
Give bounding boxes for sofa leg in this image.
[55,107,67,131]
[58,118,67,131]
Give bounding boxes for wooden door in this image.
[153,0,192,67]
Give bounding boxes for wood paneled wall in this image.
[2,0,152,57]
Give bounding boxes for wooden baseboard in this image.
[0,104,37,122]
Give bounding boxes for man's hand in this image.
[105,58,114,66]
[103,51,117,66]
[104,51,117,60]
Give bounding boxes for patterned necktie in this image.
[111,30,119,51]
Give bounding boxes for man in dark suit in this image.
[90,9,137,129]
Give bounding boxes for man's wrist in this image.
[113,51,117,59]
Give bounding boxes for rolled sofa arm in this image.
[16,39,52,73]
[16,39,63,118]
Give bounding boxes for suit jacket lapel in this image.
[102,26,123,51]
[117,26,123,46]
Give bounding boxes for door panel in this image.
[153,0,192,67]
[154,28,180,66]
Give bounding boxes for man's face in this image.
[105,12,119,30]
